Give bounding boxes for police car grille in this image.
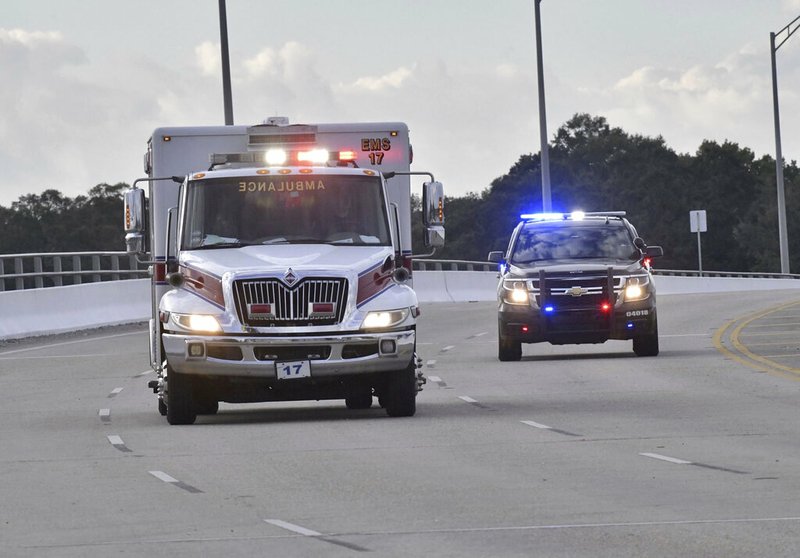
[535,277,616,310]
[233,278,348,326]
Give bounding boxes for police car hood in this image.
[510,259,644,277]
[181,244,394,279]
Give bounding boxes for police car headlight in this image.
[172,313,222,333]
[502,279,530,305]
[362,309,409,330]
[623,276,649,301]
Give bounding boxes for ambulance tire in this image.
[345,387,373,409]
[166,366,197,425]
[158,397,167,416]
[384,361,417,417]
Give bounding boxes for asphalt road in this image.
[1,290,800,557]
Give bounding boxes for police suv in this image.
[488,211,663,361]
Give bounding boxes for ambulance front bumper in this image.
[162,329,416,378]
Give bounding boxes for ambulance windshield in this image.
[181,174,392,249]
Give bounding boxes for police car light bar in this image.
[520,211,626,221]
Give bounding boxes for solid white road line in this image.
[0,330,145,356]
[265,519,322,537]
[640,452,692,465]
[458,396,478,403]
[521,420,552,430]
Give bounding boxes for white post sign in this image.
[690,210,707,276]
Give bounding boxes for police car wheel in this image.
[633,325,659,357]
[498,333,522,361]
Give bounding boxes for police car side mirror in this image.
[645,245,664,257]
[487,251,504,263]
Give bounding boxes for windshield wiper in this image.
[193,241,252,250]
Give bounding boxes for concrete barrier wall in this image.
[2,272,799,340]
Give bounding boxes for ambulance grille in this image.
[233,277,348,326]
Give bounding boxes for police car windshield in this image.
[181,175,391,249]
[511,222,639,263]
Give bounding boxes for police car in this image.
[488,211,663,361]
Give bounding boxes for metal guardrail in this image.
[2,253,798,292]
[0,252,148,292]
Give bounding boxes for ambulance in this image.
[123,118,445,424]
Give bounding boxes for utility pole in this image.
[770,15,800,273]
[534,0,551,212]
[219,0,234,125]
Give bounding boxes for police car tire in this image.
[385,361,417,417]
[166,366,198,425]
[633,327,659,357]
[498,334,522,361]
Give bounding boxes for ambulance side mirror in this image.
[422,181,445,248]
[124,188,146,255]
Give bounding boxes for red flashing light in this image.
[600,302,611,313]
[521,325,529,333]
[643,257,652,269]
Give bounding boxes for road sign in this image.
[690,210,707,233]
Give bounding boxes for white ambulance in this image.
[124,118,445,424]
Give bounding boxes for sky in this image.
[2,0,800,207]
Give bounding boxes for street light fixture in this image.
[534,0,552,212]
[770,15,800,274]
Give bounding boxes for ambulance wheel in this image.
[166,366,197,425]
[196,400,219,415]
[384,361,417,417]
[498,332,522,361]
[345,387,373,410]
[158,397,167,416]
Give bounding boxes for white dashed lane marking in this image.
[98,408,111,422]
[148,470,203,493]
[108,387,124,398]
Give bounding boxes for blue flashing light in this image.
[520,212,565,221]
[626,322,634,329]
[544,305,555,313]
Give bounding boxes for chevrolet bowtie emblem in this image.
[283,268,298,286]
[569,286,587,297]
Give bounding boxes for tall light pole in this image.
[770,15,800,274]
[534,0,552,212]
[219,0,234,125]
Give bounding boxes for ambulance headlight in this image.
[362,309,410,330]
[172,313,222,333]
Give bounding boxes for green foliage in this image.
[417,113,799,273]
[0,183,127,254]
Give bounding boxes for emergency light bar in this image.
[209,148,358,167]
[519,211,627,221]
